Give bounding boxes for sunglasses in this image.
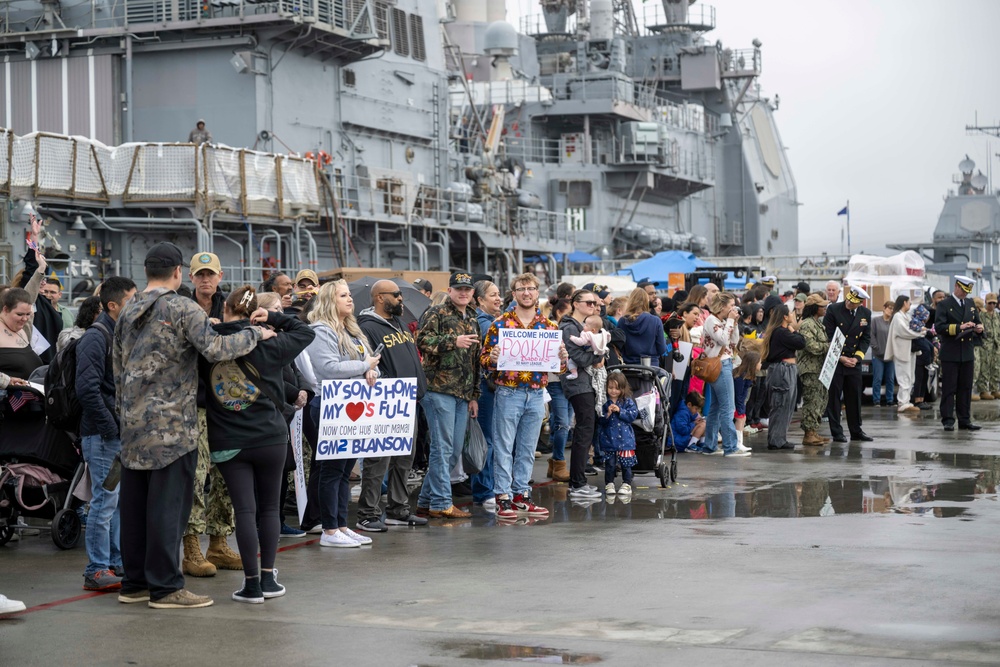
[577,300,598,306]
[378,291,403,298]
[989,301,998,305]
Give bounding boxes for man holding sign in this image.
[481,273,567,521]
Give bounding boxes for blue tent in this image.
[617,250,744,290]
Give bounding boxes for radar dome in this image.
[484,21,518,57]
[959,155,976,173]
[971,171,988,190]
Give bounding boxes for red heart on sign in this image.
[345,402,366,422]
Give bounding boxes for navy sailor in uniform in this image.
[824,284,873,442]
[935,275,984,431]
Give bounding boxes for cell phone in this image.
[373,343,385,356]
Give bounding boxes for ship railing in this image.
[519,11,578,36]
[0,128,322,221]
[720,48,761,76]
[641,3,715,33]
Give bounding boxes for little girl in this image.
[598,372,639,496]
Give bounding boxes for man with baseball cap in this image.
[413,278,434,298]
[936,275,984,431]
[189,252,225,321]
[823,284,873,442]
[114,242,274,609]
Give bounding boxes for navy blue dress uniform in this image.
[823,285,873,442]
[935,276,983,431]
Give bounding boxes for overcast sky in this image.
[510,0,1000,258]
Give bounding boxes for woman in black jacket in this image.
[200,286,315,604]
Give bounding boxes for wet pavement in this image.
[2,403,999,665]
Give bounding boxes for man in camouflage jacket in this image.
[112,242,271,609]
[975,293,1000,399]
[414,272,481,519]
[796,294,831,446]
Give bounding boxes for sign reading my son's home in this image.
[316,378,418,460]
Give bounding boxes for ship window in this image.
[566,180,592,207]
[374,1,390,40]
[392,8,410,57]
[343,69,356,87]
[410,14,426,61]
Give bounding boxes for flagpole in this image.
[846,199,851,256]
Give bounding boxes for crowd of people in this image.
[0,229,989,613]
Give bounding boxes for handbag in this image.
[691,353,722,383]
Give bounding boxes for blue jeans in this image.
[872,357,895,403]
[492,386,546,497]
[471,379,496,503]
[81,434,122,576]
[417,391,469,511]
[703,359,738,454]
[547,381,571,462]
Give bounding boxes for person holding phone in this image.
[355,281,429,531]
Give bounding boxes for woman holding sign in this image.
[200,286,316,603]
[305,280,381,549]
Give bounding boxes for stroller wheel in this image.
[0,524,13,546]
[52,509,81,550]
[670,459,678,483]
[657,465,669,488]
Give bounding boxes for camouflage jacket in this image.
[415,300,481,402]
[113,288,262,470]
[796,316,830,376]
[982,310,1000,351]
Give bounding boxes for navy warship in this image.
[0,0,797,294]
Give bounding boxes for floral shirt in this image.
[480,306,567,389]
[700,315,739,360]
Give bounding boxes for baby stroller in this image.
[608,364,677,488]
[0,384,85,550]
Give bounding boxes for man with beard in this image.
[355,281,429,531]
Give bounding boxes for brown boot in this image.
[551,459,570,482]
[546,458,555,479]
[982,392,996,400]
[182,535,217,577]
[971,393,981,401]
[801,430,826,446]
[205,535,242,570]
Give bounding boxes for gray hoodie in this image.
[304,322,376,382]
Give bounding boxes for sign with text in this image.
[497,328,563,373]
[316,378,418,460]
[289,409,307,526]
[819,328,847,390]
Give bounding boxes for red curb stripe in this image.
[13,591,107,616]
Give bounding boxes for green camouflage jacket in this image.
[982,310,1000,351]
[797,316,830,376]
[113,288,261,470]
[416,299,481,402]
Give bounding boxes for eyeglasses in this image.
[378,291,402,298]
[513,286,539,293]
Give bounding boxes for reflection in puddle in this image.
[439,641,601,664]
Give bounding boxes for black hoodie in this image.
[357,307,427,400]
[200,311,315,452]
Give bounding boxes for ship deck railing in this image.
[0,128,323,222]
[641,3,716,33]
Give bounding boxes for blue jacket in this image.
[617,312,666,364]
[597,397,639,452]
[75,312,117,440]
[671,405,698,445]
[477,308,497,340]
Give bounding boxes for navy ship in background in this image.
[0,0,797,296]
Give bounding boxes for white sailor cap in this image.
[761,275,777,285]
[955,275,975,293]
[845,285,869,304]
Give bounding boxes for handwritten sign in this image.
[819,328,846,390]
[289,408,307,526]
[497,328,563,373]
[316,378,418,460]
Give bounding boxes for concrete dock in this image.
[2,404,999,666]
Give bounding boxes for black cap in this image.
[144,242,184,269]
[412,278,433,293]
[471,273,494,284]
[449,272,474,288]
[582,282,610,299]
[795,281,811,294]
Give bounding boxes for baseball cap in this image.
[449,272,474,289]
[582,282,610,300]
[295,269,319,286]
[412,278,433,293]
[190,252,221,275]
[794,293,807,303]
[145,242,184,269]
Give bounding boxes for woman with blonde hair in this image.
[697,292,748,456]
[304,280,381,548]
[617,287,666,365]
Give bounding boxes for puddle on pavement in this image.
[438,641,601,664]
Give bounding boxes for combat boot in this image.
[182,535,217,577]
[206,535,243,570]
[971,393,981,401]
[982,392,996,400]
[551,459,570,482]
[802,430,827,446]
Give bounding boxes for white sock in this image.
[736,430,744,446]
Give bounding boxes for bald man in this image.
[355,281,429,530]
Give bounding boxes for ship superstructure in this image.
[0,0,797,295]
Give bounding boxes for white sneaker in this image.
[303,524,323,535]
[724,449,752,457]
[759,418,769,427]
[479,497,496,511]
[605,483,616,495]
[743,426,759,434]
[351,485,362,498]
[618,483,632,496]
[569,485,601,499]
[700,448,723,456]
[340,528,372,545]
[0,594,26,615]
[319,531,360,548]
[737,443,752,453]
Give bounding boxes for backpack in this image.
[44,322,112,432]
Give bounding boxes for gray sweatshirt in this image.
[870,315,891,359]
[304,322,375,381]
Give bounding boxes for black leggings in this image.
[216,444,286,578]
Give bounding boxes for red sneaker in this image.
[512,494,549,518]
[495,496,517,521]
